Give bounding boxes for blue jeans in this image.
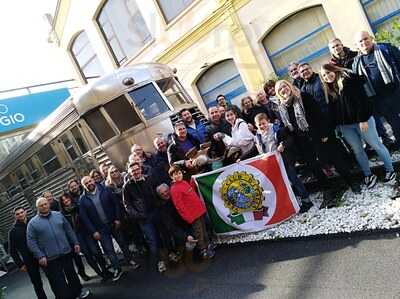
[285,162,309,199]
[338,116,393,176]
[98,227,122,271]
[138,221,159,259]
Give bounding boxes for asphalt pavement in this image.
[2,232,400,299]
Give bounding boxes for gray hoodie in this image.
[27,211,78,260]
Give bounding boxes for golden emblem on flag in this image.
[220,171,263,214]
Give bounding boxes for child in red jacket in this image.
[169,165,215,259]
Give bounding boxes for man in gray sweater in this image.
[27,197,90,299]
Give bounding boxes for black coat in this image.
[276,127,298,166]
[152,151,171,185]
[206,119,232,158]
[330,47,358,69]
[9,220,35,267]
[242,106,266,126]
[79,184,121,234]
[287,92,336,140]
[301,77,336,139]
[329,74,373,126]
[122,176,158,221]
[293,77,305,90]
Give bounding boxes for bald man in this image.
[27,197,89,299]
[352,30,400,150]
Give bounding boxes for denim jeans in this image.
[98,227,122,271]
[338,116,393,177]
[77,232,107,275]
[375,89,400,147]
[284,162,309,199]
[374,114,389,139]
[138,221,159,259]
[111,227,132,263]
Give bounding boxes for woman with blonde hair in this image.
[320,63,394,188]
[275,80,360,208]
[105,165,124,194]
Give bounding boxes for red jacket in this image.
[170,180,206,224]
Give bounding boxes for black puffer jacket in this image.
[329,73,373,126]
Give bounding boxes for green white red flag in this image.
[193,153,300,235]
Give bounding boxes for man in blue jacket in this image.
[353,31,400,157]
[179,108,208,143]
[79,176,139,282]
[27,197,89,299]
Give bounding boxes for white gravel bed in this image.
[216,181,400,244]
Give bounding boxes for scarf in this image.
[278,95,309,132]
[357,45,394,85]
[62,203,79,228]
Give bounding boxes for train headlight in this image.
[122,77,135,86]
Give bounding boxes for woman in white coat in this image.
[221,107,256,161]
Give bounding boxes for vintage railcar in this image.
[0,63,205,240]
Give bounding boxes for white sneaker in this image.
[364,174,377,189]
[128,260,140,269]
[112,269,123,282]
[384,171,396,184]
[79,289,90,299]
[157,261,167,273]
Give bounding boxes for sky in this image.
[0,0,74,92]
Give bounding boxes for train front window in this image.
[71,126,89,154]
[156,78,187,108]
[26,159,40,181]
[37,144,61,175]
[84,109,116,143]
[103,95,141,132]
[127,83,169,120]
[15,168,28,189]
[61,134,79,161]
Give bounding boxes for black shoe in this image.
[79,273,92,282]
[201,248,215,260]
[100,270,113,282]
[299,201,313,213]
[382,136,395,147]
[350,182,361,194]
[320,191,338,209]
[112,269,123,282]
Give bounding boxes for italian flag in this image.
[193,153,300,235]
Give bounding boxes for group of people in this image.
[7,30,400,299]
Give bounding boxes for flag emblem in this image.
[220,171,263,213]
[194,153,300,235]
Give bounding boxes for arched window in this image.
[361,0,400,32]
[97,0,152,65]
[196,59,247,108]
[262,6,335,77]
[70,31,104,82]
[157,0,194,23]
